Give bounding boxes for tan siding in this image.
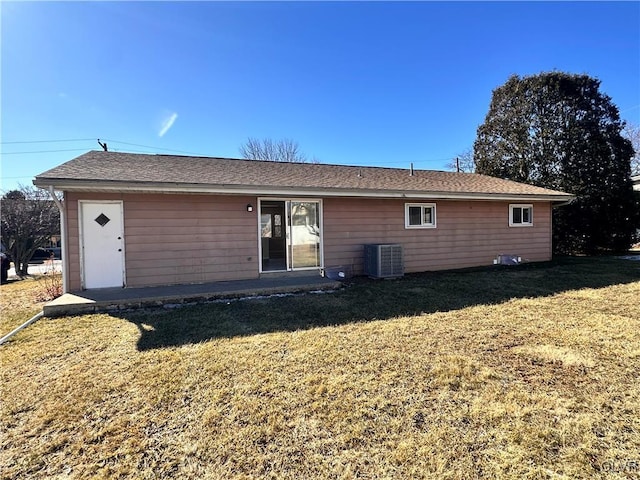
[64,192,259,288]
[323,198,552,274]
[65,192,81,290]
[63,191,553,289]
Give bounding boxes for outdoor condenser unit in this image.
[364,244,404,279]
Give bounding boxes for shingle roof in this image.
[34,150,573,201]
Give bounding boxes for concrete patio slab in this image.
[43,275,342,317]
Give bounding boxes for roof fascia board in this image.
[34,180,574,202]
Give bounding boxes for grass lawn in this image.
[0,276,52,334]
[1,257,639,479]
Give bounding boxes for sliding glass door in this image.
[259,199,322,272]
[289,201,321,269]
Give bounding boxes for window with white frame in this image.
[509,204,533,227]
[405,203,436,228]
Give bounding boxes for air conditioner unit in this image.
[364,244,404,279]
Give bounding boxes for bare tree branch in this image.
[239,137,310,163]
[1,185,60,277]
[445,148,475,173]
[622,122,640,175]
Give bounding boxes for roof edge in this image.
[34,178,575,202]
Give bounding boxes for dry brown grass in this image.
[0,277,49,334]
[1,258,639,479]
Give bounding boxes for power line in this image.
[1,137,209,157]
[0,137,457,166]
[0,138,94,145]
[1,148,90,155]
[1,145,207,157]
[103,139,208,156]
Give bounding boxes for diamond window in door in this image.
[94,213,111,227]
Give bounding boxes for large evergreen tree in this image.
[474,72,637,254]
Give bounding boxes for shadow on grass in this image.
[119,256,640,351]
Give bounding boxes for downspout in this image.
[550,197,576,259]
[48,186,69,294]
[2,186,67,344]
[0,312,44,345]
[552,198,575,207]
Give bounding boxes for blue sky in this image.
[2,1,639,192]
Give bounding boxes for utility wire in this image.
[1,148,91,155]
[0,138,94,145]
[102,139,208,156]
[0,138,456,166]
[2,138,208,157]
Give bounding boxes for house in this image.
[34,151,574,292]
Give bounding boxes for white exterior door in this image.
[80,201,125,289]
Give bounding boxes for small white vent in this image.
[494,254,522,265]
[364,244,404,279]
